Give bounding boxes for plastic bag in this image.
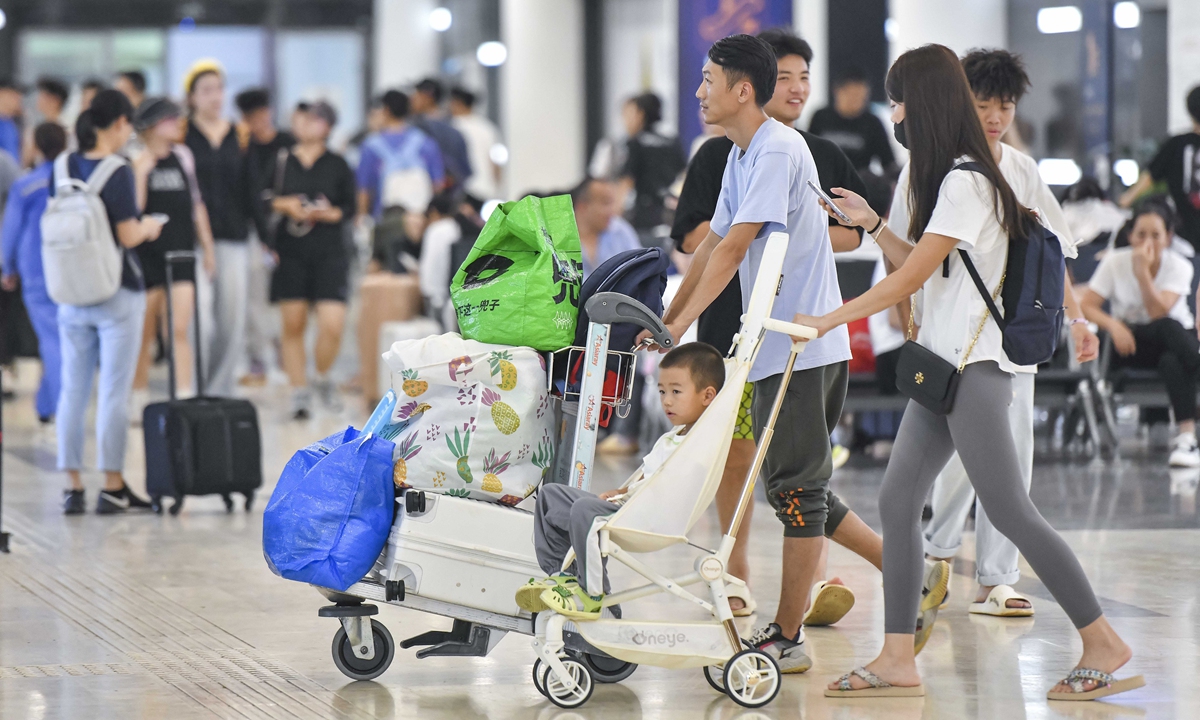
[381,332,554,505]
[263,427,396,592]
[451,194,583,351]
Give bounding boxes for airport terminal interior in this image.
[0,0,1198,718]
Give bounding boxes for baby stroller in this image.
[310,298,675,684]
[530,230,816,709]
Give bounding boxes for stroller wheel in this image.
[703,664,726,693]
[540,658,593,709]
[531,660,549,697]
[331,619,394,681]
[722,649,781,708]
[575,651,637,683]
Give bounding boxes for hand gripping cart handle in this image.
[568,292,672,492]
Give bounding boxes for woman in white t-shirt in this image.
[796,45,1136,702]
[1082,203,1199,466]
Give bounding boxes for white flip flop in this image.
[724,576,758,618]
[969,584,1035,617]
[803,581,856,627]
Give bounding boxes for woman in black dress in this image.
[130,98,216,407]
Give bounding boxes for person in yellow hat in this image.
[181,60,252,397]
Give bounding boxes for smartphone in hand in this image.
[806,180,852,224]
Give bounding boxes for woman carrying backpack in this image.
[795,46,1137,701]
[53,89,164,515]
[129,97,217,411]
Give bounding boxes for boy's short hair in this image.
[235,87,271,115]
[833,66,869,90]
[34,122,67,160]
[36,77,69,105]
[961,49,1031,104]
[1188,85,1200,125]
[660,342,725,393]
[119,70,147,94]
[382,90,410,119]
[707,34,777,108]
[756,28,813,66]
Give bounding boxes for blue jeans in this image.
[56,288,146,472]
[23,285,60,419]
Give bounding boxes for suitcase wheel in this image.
[222,494,234,513]
[151,496,163,515]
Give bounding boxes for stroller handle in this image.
[585,292,675,350]
[761,318,818,340]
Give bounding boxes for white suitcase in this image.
[384,492,543,617]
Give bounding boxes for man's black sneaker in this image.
[747,623,812,674]
[97,485,153,514]
[63,489,85,515]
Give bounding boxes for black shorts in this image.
[138,245,196,289]
[270,238,349,303]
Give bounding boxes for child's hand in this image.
[598,489,625,502]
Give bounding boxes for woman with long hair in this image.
[796,45,1137,701]
[130,97,217,410]
[55,90,164,515]
[183,61,250,397]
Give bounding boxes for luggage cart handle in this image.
[585,293,674,350]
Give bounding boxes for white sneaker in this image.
[1169,433,1200,467]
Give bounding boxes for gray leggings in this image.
[882,361,1103,633]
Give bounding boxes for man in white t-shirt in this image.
[895,50,1099,619]
[638,34,897,674]
[448,87,502,200]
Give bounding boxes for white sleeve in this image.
[1030,176,1077,259]
[1087,253,1117,300]
[1160,252,1194,296]
[924,171,990,248]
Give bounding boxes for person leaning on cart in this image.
[638,34,950,675]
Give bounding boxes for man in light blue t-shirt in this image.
[639,34,892,674]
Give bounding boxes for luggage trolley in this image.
[312,293,674,684]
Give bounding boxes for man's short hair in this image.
[961,48,1031,104]
[569,176,605,204]
[119,70,146,94]
[755,28,813,66]
[34,122,67,160]
[82,78,107,93]
[707,34,777,108]
[450,86,477,108]
[833,66,869,89]
[660,342,726,393]
[415,78,444,104]
[235,87,271,115]
[36,77,69,105]
[382,90,410,119]
[1188,85,1200,125]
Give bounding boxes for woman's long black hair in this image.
[74,89,133,152]
[886,44,1037,242]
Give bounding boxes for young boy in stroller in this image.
[515,342,726,618]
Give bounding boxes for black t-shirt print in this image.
[1148,132,1200,248]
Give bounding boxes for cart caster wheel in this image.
[540,658,593,709]
[532,659,549,698]
[151,496,163,515]
[169,497,184,516]
[703,663,726,692]
[222,494,234,513]
[722,649,780,708]
[331,619,394,681]
[575,652,637,683]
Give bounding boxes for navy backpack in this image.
[954,162,1065,366]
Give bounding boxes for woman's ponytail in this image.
[75,109,97,152]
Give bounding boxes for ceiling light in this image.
[1037,6,1083,34]
[477,41,508,68]
[1038,158,1083,186]
[429,8,452,32]
[1113,2,1140,29]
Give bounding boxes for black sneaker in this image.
[97,485,153,514]
[747,623,812,674]
[63,489,85,515]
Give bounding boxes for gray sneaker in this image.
[291,388,313,420]
[747,623,812,674]
[312,378,343,413]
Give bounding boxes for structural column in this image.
[1168,0,1200,133]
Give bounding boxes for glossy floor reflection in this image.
[0,373,1194,719]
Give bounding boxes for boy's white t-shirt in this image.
[1088,247,1195,328]
[612,426,685,504]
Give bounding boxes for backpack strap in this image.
[958,248,1007,331]
[52,151,80,192]
[85,155,127,195]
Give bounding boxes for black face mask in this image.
[893,119,908,150]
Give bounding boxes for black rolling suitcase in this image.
[144,251,262,515]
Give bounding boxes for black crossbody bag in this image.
[895,262,1003,415]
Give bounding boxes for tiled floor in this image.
[0,374,1195,719]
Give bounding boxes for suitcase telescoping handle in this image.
[164,250,203,400]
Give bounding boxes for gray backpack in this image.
[40,152,126,306]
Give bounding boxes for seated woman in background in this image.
[1081,202,1199,468]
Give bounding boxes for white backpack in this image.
[40,152,126,306]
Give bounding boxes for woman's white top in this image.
[868,256,907,356]
[888,147,1078,373]
[1088,247,1195,329]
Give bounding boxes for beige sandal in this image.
[969,584,1034,617]
[1047,668,1145,701]
[824,666,924,698]
[803,581,855,627]
[724,576,757,618]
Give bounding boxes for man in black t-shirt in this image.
[670,29,874,625]
[808,68,896,176]
[1120,86,1200,250]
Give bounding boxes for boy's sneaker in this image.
[1169,433,1200,468]
[97,485,153,515]
[291,388,313,421]
[747,623,812,674]
[63,489,85,515]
